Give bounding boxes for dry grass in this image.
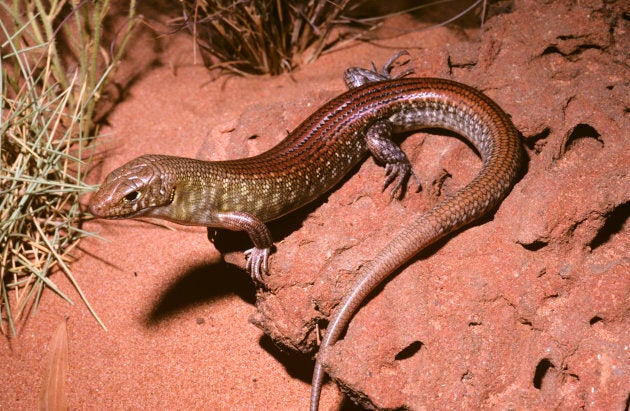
[0,0,136,335]
[173,0,366,75]
[172,0,486,75]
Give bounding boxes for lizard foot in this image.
[244,246,270,284]
[383,162,422,200]
[344,50,413,88]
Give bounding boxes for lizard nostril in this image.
[89,202,101,217]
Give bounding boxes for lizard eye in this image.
[124,191,141,202]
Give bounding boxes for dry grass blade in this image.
[39,318,69,411]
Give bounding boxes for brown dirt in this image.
[2,0,628,410]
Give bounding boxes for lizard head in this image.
[89,155,175,219]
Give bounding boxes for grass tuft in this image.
[173,0,362,75]
[172,0,486,76]
[0,0,136,335]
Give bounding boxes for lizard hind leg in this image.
[365,119,421,199]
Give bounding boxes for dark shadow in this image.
[395,340,424,361]
[523,127,550,154]
[144,261,255,326]
[259,334,316,382]
[533,358,555,390]
[590,201,630,250]
[520,239,548,252]
[258,335,368,410]
[349,0,488,30]
[564,123,603,151]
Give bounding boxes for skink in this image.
[89,53,523,410]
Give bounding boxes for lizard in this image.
[88,51,523,410]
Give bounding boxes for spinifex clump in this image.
[0,0,136,335]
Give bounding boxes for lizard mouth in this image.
[89,202,152,220]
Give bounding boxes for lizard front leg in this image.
[215,211,273,284]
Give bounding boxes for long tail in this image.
[309,82,523,410]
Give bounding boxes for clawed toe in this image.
[382,163,421,199]
[380,50,412,79]
[244,247,270,284]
